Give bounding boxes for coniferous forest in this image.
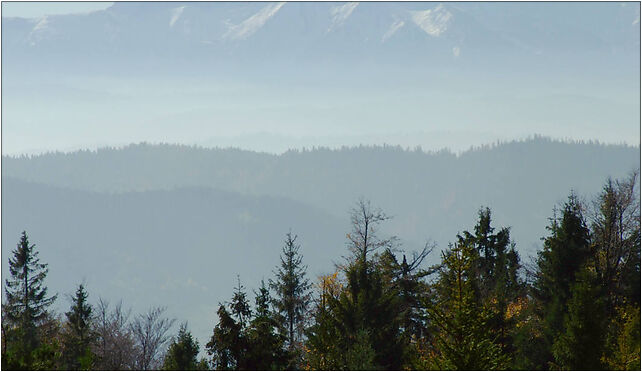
[1,172,640,371]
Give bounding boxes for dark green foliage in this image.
[341,200,404,370]
[3,173,640,371]
[552,268,607,370]
[206,277,253,370]
[207,304,244,370]
[207,278,289,370]
[269,232,311,359]
[427,242,509,370]
[457,208,512,296]
[591,173,641,314]
[305,200,405,370]
[2,311,64,371]
[457,208,525,364]
[530,194,592,368]
[377,247,431,343]
[231,276,252,330]
[2,232,57,369]
[62,284,96,370]
[304,272,344,370]
[337,256,403,369]
[604,305,641,370]
[510,300,551,371]
[162,323,204,370]
[345,329,376,370]
[245,281,289,370]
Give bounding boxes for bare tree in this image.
[347,198,398,263]
[93,298,136,370]
[131,306,176,371]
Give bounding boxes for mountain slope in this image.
[4,138,639,255]
[1,177,347,345]
[3,2,638,74]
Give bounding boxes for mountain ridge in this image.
[4,137,638,256]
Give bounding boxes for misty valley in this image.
[1,138,640,370]
[1,1,640,370]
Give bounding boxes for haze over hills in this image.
[1,176,348,350]
[2,2,640,154]
[1,1,640,357]
[3,2,639,70]
[2,138,639,345]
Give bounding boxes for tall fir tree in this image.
[230,276,252,330]
[335,199,404,369]
[207,276,251,370]
[206,304,244,370]
[457,208,524,361]
[531,194,592,368]
[162,322,207,370]
[376,247,432,367]
[270,231,311,357]
[245,280,288,370]
[2,231,57,369]
[427,241,508,370]
[551,267,607,370]
[62,284,95,370]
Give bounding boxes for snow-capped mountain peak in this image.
[410,4,453,37]
[169,6,185,28]
[328,2,359,33]
[223,2,286,41]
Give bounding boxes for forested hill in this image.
[3,137,639,255]
[2,136,639,356]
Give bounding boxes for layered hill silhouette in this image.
[2,137,639,343]
[1,177,347,345]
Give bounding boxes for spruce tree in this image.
[245,280,288,370]
[206,305,243,370]
[270,232,311,355]
[376,247,432,367]
[335,199,404,369]
[230,276,251,330]
[532,195,592,364]
[427,242,508,370]
[552,267,607,370]
[162,323,205,370]
[457,208,524,360]
[207,277,251,370]
[62,284,95,370]
[2,231,57,368]
[304,272,344,370]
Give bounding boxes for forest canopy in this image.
[1,172,640,370]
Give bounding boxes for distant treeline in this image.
[2,172,640,370]
[3,136,639,259]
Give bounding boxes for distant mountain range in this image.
[1,3,640,344]
[3,2,639,74]
[2,2,638,155]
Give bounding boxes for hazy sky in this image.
[1,2,639,155]
[2,2,113,18]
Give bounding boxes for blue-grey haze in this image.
[1,2,640,154]
[2,139,640,345]
[1,1,640,353]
